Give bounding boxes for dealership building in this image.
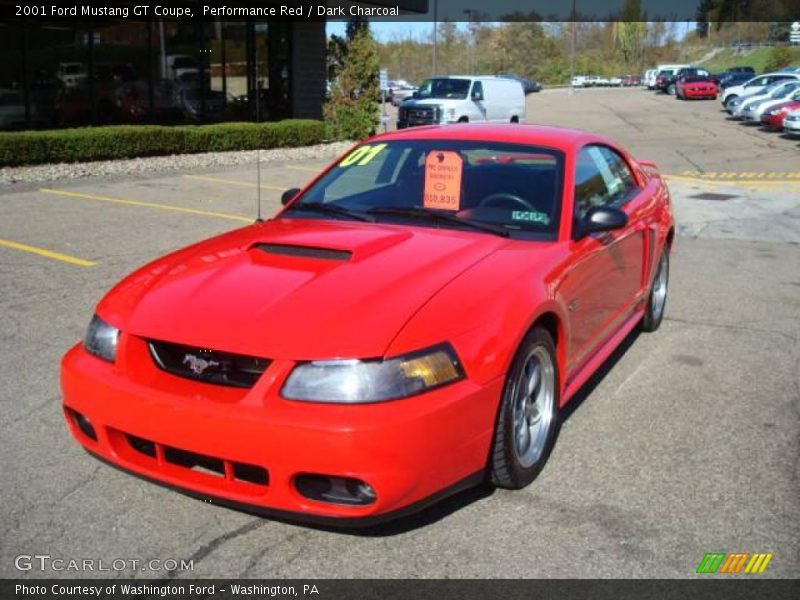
[0,1,425,131]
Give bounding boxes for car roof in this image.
[373,123,610,153]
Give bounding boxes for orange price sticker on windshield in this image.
[423,151,463,211]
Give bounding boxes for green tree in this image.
[323,25,380,141]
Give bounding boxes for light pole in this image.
[463,9,476,74]
[432,0,438,76]
[569,0,577,95]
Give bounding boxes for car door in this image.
[559,145,647,374]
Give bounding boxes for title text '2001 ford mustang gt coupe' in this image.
[61,124,674,526]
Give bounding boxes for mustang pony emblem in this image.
[182,354,220,375]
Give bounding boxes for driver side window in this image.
[573,145,637,221]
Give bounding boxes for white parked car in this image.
[57,62,87,88]
[571,75,587,87]
[722,72,800,107]
[738,82,800,120]
[397,76,525,128]
[643,69,657,89]
[744,87,800,122]
[729,79,800,116]
[783,108,800,136]
[609,76,623,87]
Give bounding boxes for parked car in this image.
[643,69,658,89]
[721,72,800,107]
[731,80,800,118]
[760,99,800,130]
[609,76,623,87]
[397,76,525,128]
[61,123,674,524]
[653,64,690,92]
[163,54,200,82]
[388,80,417,106]
[783,109,800,136]
[718,72,753,91]
[571,75,590,87]
[725,66,756,75]
[176,87,227,121]
[497,74,541,94]
[56,62,88,88]
[676,76,718,100]
[0,88,26,129]
[622,75,642,87]
[742,86,800,123]
[662,67,711,96]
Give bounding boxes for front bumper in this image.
[61,340,501,525]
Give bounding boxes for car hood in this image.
[99,218,508,360]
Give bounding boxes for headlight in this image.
[282,344,464,403]
[84,314,119,363]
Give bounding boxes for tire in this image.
[667,84,676,96]
[490,326,560,489]
[641,247,669,332]
[510,116,519,123]
[458,116,468,123]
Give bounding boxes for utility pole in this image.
[432,0,438,76]
[569,0,577,94]
[463,9,476,74]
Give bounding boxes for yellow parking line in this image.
[0,239,96,267]
[39,188,252,223]
[183,174,286,191]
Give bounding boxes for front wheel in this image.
[667,84,676,96]
[641,248,669,332]
[489,326,560,489]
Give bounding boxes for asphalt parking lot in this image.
[1,88,798,579]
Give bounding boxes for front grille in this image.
[399,105,437,125]
[148,340,270,388]
[126,433,269,486]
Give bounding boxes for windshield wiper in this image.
[284,202,373,222]
[368,207,509,238]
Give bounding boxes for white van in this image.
[643,69,657,89]
[397,76,525,128]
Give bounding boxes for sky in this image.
[326,21,694,42]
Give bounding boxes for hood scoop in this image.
[252,243,352,262]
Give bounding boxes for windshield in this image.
[284,140,564,238]
[772,82,800,97]
[415,78,472,100]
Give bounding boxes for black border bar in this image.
[2,0,798,22]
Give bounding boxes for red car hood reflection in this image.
[99,218,509,360]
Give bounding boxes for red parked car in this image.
[760,100,800,130]
[62,124,674,525]
[676,76,719,100]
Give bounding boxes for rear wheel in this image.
[641,248,669,332]
[458,116,469,123]
[510,116,519,123]
[490,326,559,489]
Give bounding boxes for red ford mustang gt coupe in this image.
[676,76,719,100]
[61,124,674,525]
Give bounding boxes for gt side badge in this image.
[423,151,463,211]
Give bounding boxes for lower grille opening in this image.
[295,473,376,506]
[126,434,269,487]
[66,408,97,441]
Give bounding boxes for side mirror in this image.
[575,206,628,239]
[281,187,301,205]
